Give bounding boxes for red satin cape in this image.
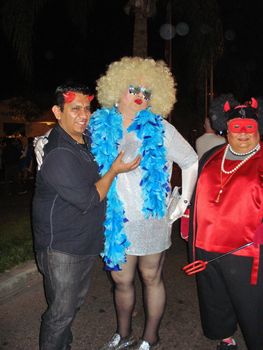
[194,145,263,284]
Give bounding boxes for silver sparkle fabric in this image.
[117,119,197,256]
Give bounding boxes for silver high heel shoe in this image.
[99,333,137,350]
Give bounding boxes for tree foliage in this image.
[1,0,223,121]
[1,0,94,82]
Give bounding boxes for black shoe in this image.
[217,340,238,349]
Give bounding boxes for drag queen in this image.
[92,57,198,350]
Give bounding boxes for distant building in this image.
[0,98,56,137]
[25,110,56,137]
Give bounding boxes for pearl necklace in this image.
[229,144,260,156]
[215,143,260,203]
[221,144,260,174]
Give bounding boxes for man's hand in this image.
[110,151,141,175]
[95,152,141,201]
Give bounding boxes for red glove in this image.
[180,208,190,241]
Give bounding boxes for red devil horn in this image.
[63,91,76,103]
[251,97,258,109]
[88,95,94,102]
[223,101,231,112]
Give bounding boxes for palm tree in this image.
[1,0,167,81]
[124,0,158,57]
[1,0,94,83]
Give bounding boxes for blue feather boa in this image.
[89,107,169,270]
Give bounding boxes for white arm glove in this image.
[34,129,51,170]
[168,159,198,224]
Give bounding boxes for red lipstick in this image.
[135,98,143,105]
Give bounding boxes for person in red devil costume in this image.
[187,97,263,350]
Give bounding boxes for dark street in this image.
[0,223,247,350]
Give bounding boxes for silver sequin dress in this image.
[117,119,197,256]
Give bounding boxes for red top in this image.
[194,144,263,284]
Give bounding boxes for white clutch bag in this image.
[167,186,181,218]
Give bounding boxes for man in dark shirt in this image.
[32,83,140,350]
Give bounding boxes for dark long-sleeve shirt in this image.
[32,124,106,255]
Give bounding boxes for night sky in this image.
[1,0,263,116]
[215,1,263,99]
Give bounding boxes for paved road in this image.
[0,225,247,350]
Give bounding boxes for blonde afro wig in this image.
[96,56,177,117]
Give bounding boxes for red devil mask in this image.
[63,91,94,104]
[228,118,258,133]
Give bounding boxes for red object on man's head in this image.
[87,95,94,102]
[63,91,94,104]
[63,91,76,103]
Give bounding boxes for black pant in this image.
[195,247,263,350]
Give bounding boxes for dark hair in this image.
[209,93,239,133]
[54,82,92,111]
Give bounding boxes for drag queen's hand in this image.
[167,160,198,224]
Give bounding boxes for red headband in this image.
[63,91,94,104]
[224,97,258,113]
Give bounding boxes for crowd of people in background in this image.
[0,135,36,194]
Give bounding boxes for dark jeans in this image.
[36,248,96,350]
